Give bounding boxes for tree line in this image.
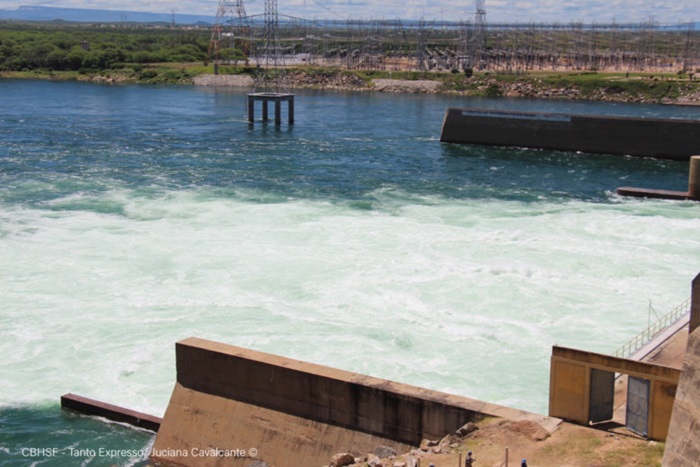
[0,23,211,72]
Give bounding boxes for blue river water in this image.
[0,79,699,465]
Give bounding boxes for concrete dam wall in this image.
[440,108,700,160]
[151,337,557,466]
[663,273,700,466]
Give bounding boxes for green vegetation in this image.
[432,70,698,101]
[1,22,698,101]
[0,23,211,78]
[536,72,688,100]
[603,441,665,467]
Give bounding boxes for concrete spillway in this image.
[440,108,700,161]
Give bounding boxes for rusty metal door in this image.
[589,369,615,423]
[626,376,650,437]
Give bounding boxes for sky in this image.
[0,0,699,24]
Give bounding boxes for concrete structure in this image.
[618,155,700,201]
[151,337,558,467]
[61,274,700,464]
[60,393,162,432]
[440,108,700,161]
[548,271,700,455]
[664,326,700,465]
[615,186,696,201]
[247,93,294,125]
[548,346,680,440]
[688,155,700,200]
[691,272,700,334]
[663,273,700,465]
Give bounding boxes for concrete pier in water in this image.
[618,155,700,201]
[60,393,162,432]
[247,93,294,125]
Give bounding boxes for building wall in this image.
[549,346,681,440]
[549,358,588,424]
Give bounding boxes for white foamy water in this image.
[1,188,697,415]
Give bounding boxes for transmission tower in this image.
[255,0,285,92]
[683,22,695,72]
[473,0,487,69]
[416,19,429,71]
[208,0,250,73]
[246,0,294,126]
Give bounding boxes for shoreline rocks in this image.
[192,71,700,104]
[192,74,254,87]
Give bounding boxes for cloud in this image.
[0,0,698,24]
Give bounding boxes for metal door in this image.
[626,376,650,437]
[589,369,614,423]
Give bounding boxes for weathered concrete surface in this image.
[440,108,700,160]
[618,155,700,201]
[152,337,559,467]
[688,156,700,199]
[61,393,162,432]
[616,187,693,201]
[153,382,413,467]
[690,272,700,334]
[663,326,700,465]
[663,273,700,465]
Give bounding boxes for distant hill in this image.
[0,6,214,25]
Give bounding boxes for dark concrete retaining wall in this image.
[440,108,700,160]
[173,337,543,444]
[152,337,556,466]
[60,393,162,432]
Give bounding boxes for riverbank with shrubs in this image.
[2,23,699,103]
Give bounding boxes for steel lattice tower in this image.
[246,0,293,126]
[683,22,695,72]
[208,0,250,73]
[473,0,487,69]
[416,19,429,71]
[255,0,285,92]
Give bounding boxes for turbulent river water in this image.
[1,79,699,465]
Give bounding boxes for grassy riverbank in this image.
[3,63,700,104]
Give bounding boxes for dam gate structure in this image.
[440,108,700,161]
